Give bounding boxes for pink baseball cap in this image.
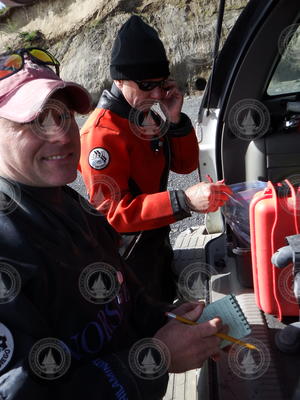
[0,58,92,123]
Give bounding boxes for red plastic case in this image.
[250,180,299,320]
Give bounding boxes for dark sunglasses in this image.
[0,47,60,81]
[133,79,169,92]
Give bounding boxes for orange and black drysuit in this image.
[79,84,199,302]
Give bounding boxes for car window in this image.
[267,24,300,96]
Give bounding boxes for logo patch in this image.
[88,148,110,170]
[0,323,14,372]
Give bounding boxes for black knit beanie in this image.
[110,15,170,80]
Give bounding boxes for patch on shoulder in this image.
[88,148,110,170]
[0,322,14,371]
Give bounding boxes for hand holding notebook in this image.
[197,294,252,348]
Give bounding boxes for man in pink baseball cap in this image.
[0,48,92,186]
[0,48,224,399]
[0,48,91,123]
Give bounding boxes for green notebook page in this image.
[197,294,252,347]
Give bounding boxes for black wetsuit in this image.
[0,178,168,399]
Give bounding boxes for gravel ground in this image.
[168,95,204,244]
[72,94,204,245]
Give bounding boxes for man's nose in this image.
[149,86,163,100]
[39,111,73,143]
[46,126,72,144]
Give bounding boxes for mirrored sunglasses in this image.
[0,47,60,81]
[134,79,168,92]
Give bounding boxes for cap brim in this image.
[0,78,92,123]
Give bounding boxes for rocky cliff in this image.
[0,0,247,102]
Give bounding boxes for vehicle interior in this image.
[220,1,300,185]
[173,0,300,399]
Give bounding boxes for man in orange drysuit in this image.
[79,15,231,303]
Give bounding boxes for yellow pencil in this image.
[165,312,258,350]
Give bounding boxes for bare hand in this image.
[154,302,224,373]
[160,79,183,124]
[185,181,232,213]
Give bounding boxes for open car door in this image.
[186,0,300,398]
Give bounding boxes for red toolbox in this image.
[250,180,299,320]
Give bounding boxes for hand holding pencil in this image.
[165,312,257,350]
[154,302,225,373]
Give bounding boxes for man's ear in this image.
[114,80,123,90]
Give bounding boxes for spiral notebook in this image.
[197,294,251,348]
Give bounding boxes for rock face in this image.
[0,0,247,102]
